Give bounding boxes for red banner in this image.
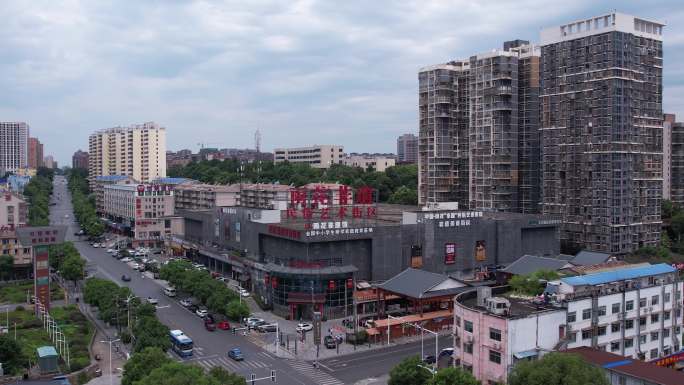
[445,243,456,265]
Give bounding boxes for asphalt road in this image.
[49,175,341,385]
[48,175,446,385]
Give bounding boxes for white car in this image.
[92,243,100,248]
[195,309,208,318]
[296,323,313,333]
[120,257,132,263]
[240,289,250,298]
[179,298,192,307]
[106,248,116,254]
[147,297,159,305]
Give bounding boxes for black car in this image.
[121,275,131,282]
[423,355,436,365]
[188,304,199,313]
[324,335,337,349]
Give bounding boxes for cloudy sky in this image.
[1,1,682,165]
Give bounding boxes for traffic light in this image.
[271,370,276,382]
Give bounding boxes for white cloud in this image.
[0,0,681,164]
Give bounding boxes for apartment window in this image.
[618,377,626,385]
[624,338,634,348]
[639,317,647,327]
[639,335,647,344]
[626,300,634,311]
[650,348,659,359]
[625,319,634,330]
[652,295,659,306]
[568,332,577,343]
[639,298,647,308]
[610,341,620,352]
[665,293,671,303]
[664,311,670,321]
[612,303,620,314]
[582,309,592,320]
[663,329,670,338]
[567,312,576,323]
[464,343,473,354]
[611,323,620,333]
[464,320,473,333]
[490,328,501,341]
[454,316,461,327]
[597,326,607,336]
[582,329,592,340]
[651,313,660,323]
[651,331,659,341]
[598,306,607,317]
[489,350,501,364]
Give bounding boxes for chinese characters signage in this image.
[286,185,377,227]
[34,245,50,311]
[445,243,456,265]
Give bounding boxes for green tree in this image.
[388,356,432,385]
[509,353,610,385]
[0,335,24,374]
[133,316,171,353]
[672,212,684,241]
[135,362,218,385]
[122,347,172,385]
[0,255,14,281]
[207,366,247,385]
[510,269,559,296]
[60,254,86,285]
[225,300,250,321]
[388,186,418,205]
[662,199,679,219]
[427,367,480,385]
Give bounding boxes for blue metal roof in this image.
[561,263,675,287]
[602,359,632,369]
[152,177,193,184]
[37,346,58,357]
[95,175,131,182]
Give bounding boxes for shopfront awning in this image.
[265,263,358,276]
[514,350,539,359]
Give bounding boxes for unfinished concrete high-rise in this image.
[419,41,540,213]
[671,122,684,206]
[418,61,470,206]
[540,13,664,254]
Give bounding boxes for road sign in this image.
[313,312,322,345]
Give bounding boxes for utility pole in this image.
[353,275,358,351]
[100,338,120,385]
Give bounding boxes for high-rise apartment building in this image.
[419,41,540,212]
[663,113,676,200]
[671,122,684,206]
[72,150,89,170]
[540,13,664,254]
[43,155,57,169]
[418,61,470,206]
[396,134,418,164]
[0,122,29,174]
[88,122,167,184]
[273,145,343,169]
[28,137,44,169]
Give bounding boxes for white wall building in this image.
[342,154,396,172]
[274,145,343,169]
[0,122,29,174]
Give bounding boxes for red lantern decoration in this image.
[346,278,353,289]
[271,276,278,288]
[328,280,335,290]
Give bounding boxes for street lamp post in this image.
[100,338,121,385]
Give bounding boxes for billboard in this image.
[475,240,487,261]
[444,243,456,265]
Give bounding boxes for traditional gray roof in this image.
[378,268,468,299]
[265,263,357,276]
[501,255,570,275]
[571,251,613,266]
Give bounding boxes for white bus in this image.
[164,287,177,297]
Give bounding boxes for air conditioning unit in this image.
[492,342,501,350]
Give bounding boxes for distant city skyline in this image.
[1,1,682,165]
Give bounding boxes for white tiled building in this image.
[274,145,344,169]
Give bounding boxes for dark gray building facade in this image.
[671,122,684,206]
[172,205,559,319]
[540,13,664,254]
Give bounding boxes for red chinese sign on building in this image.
[286,185,377,224]
[444,243,456,265]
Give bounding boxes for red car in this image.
[217,321,231,330]
[211,272,221,278]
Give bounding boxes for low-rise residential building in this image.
[566,347,684,385]
[342,154,396,172]
[452,263,683,384]
[93,175,136,215]
[274,145,344,168]
[0,191,31,272]
[238,183,290,210]
[102,183,176,247]
[174,184,240,211]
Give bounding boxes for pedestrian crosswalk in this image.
[284,359,345,385]
[189,351,276,374]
